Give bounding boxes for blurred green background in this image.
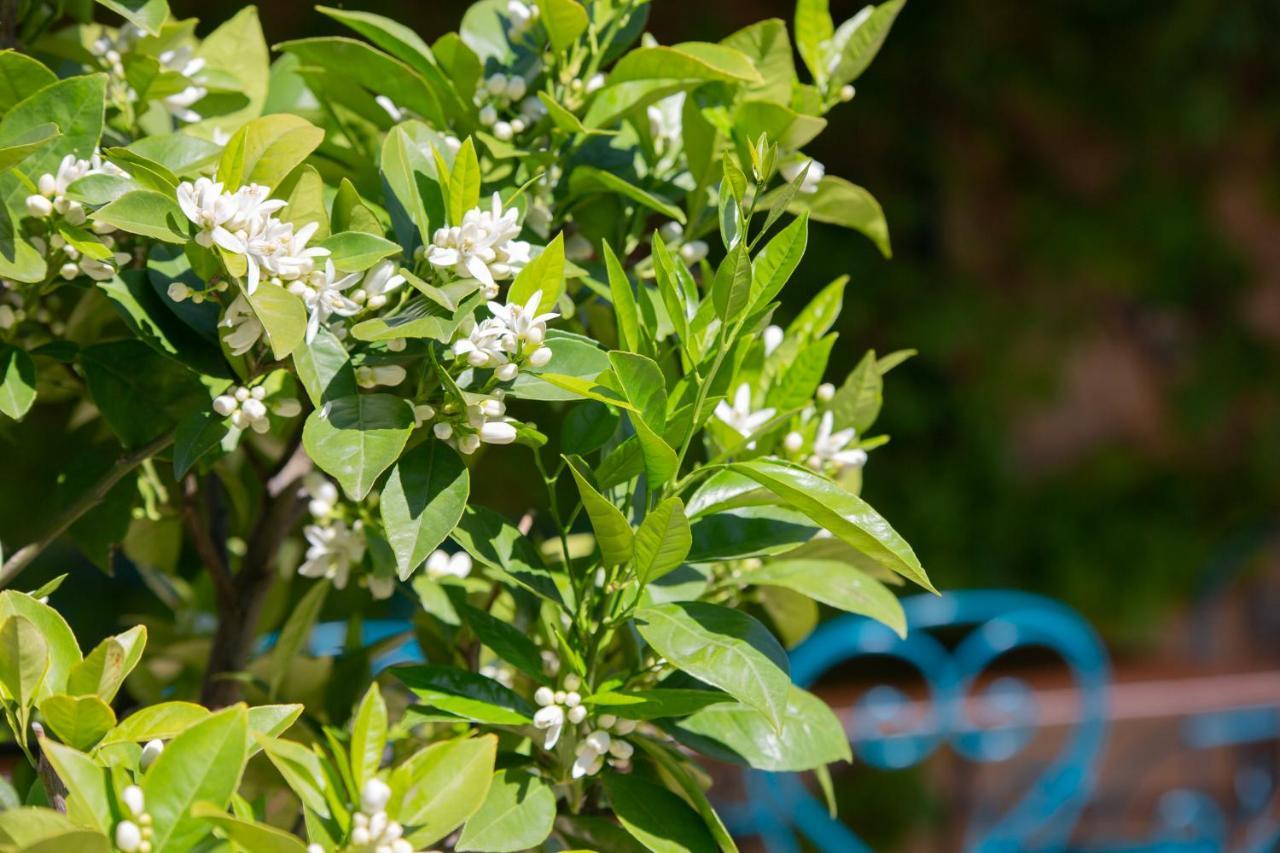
[162,0,1275,646]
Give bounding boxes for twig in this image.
[180,475,234,606]
[0,431,174,590]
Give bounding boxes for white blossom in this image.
[220,294,264,356]
[780,156,825,194]
[647,92,685,156]
[355,364,407,389]
[358,260,406,310]
[177,177,244,253]
[714,383,776,446]
[424,549,472,580]
[297,520,366,589]
[288,258,361,343]
[302,473,340,519]
[426,193,532,292]
[26,152,128,224]
[763,325,785,356]
[807,410,867,472]
[533,675,586,749]
[139,738,164,770]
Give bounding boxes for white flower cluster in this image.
[175,178,327,294]
[343,779,416,853]
[219,295,262,356]
[715,383,776,448]
[430,393,517,455]
[474,72,547,142]
[25,151,129,223]
[426,193,532,295]
[352,260,407,312]
[212,383,300,433]
[114,785,153,853]
[532,674,587,748]
[783,407,867,474]
[91,25,208,122]
[656,221,709,265]
[286,259,360,343]
[302,473,340,519]
[572,714,637,779]
[453,289,556,381]
[297,519,366,589]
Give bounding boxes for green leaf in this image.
[317,232,400,273]
[395,665,535,724]
[0,615,47,708]
[451,506,564,606]
[507,331,611,402]
[830,349,882,433]
[90,190,187,243]
[173,410,230,479]
[281,164,329,240]
[0,807,110,852]
[566,456,633,566]
[586,688,730,720]
[302,394,415,500]
[332,178,382,235]
[0,122,59,172]
[711,242,752,323]
[316,6,439,79]
[67,625,144,702]
[193,7,269,137]
[750,212,808,309]
[507,232,564,315]
[0,51,56,113]
[448,136,481,225]
[143,705,248,853]
[101,701,210,746]
[37,694,115,751]
[536,0,589,52]
[456,769,556,853]
[789,175,890,257]
[830,0,905,87]
[0,593,81,700]
[608,43,763,86]
[245,283,308,360]
[349,683,387,794]
[746,558,905,636]
[380,121,439,251]
[94,0,169,36]
[457,602,547,683]
[603,241,640,354]
[727,459,932,590]
[794,0,835,83]
[37,739,111,834]
[722,18,797,104]
[269,582,327,699]
[189,804,307,853]
[292,325,358,406]
[606,351,677,487]
[602,771,718,853]
[258,735,330,818]
[671,684,851,771]
[247,704,303,746]
[217,114,324,192]
[570,166,685,224]
[634,602,790,729]
[635,740,738,853]
[126,133,222,177]
[390,735,497,847]
[537,91,612,137]
[0,345,35,420]
[633,498,692,585]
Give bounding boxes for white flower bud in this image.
[212,395,237,417]
[0,306,14,330]
[240,398,268,422]
[505,76,527,100]
[564,691,581,707]
[510,118,526,134]
[839,84,855,102]
[679,240,709,264]
[763,325,784,356]
[563,673,581,691]
[554,690,566,704]
[387,337,406,352]
[167,282,191,302]
[64,204,86,225]
[486,73,508,94]
[413,403,436,424]
[250,385,267,400]
[231,410,249,430]
[479,421,517,445]
[585,730,612,752]
[59,262,79,280]
[480,398,504,418]
[816,382,836,403]
[123,785,145,816]
[458,433,481,455]
[361,777,392,813]
[614,717,637,735]
[25,195,52,218]
[598,713,617,729]
[433,422,453,440]
[116,820,142,852]
[234,386,250,402]
[493,121,513,141]
[528,346,553,367]
[658,221,684,243]
[567,704,587,724]
[351,827,371,846]
[139,739,164,770]
[37,174,56,196]
[478,105,498,126]
[495,362,519,381]
[784,431,804,453]
[534,686,555,706]
[610,738,634,760]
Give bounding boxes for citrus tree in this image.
[0,0,925,850]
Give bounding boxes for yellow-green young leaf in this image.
[189,803,308,853]
[0,616,48,708]
[746,558,905,636]
[217,115,324,191]
[456,769,556,852]
[711,242,752,323]
[569,167,685,224]
[535,373,635,410]
[390,735,497,847]
[257,735,330,818]
[0,594,81,700]
[100,701,211,746]
[788,175,890,257]
[794,0,835,82]
[603,241,640,354]
[350,684,387,793]
[829,0,905,87]
[291,325,357,407]
[0,807,110,851]
[607,43,764,86]
[331,178,383,235]
[672,684,851,771]
[281,165,329,240]
[381,123,436,249]
[95,0,169,36]
[633,602,790,730]
[536,0,589,51]
[37,739,112,835]
[143,705,248,853]
[269,582,327,699]
[633,498,692,586]
[247,704,304,747]
[536,91,613,137]
[448,136,481,225]
[750,212,808,310]
[601,771,719,853]
[0,122,59,172]
[0,345,36,420]
[565,457,633,566]
[245,283,307,360]
[90,190,188,243]
[301,394,415,500]
[727,459,932,591]
[631,738,737,853]
[0,51,56,112]
[830,349,882,433]
[381,441,469,580]
[508,232,564,315]
[318,231,401,272]
[37,694,116,751]
[67,625,145,702]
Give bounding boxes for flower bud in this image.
[433,422,453,440]
[562,673,581,691]
[361,777,392,814]
[495,362,519,381]
[234,386,250,402]
[479,421,517,445]
[139,739,164,770]
[123,785,145,816]
[839,84,855,102]
[116,820,142,852]
[784,431,804,453]
[478,104,498,126]
[387,338,407,352]
[241,398,268,421]
[37,174,56,196]
[25,195,52,218]
[658,221,684,243]
[567,705,587,724]
[528,346,553,368]
[59,262,80,280]
[486,73,508,94]
[167,282,191,302]
[534,686,555,706]
[493,121,513,141]
[351,827,371,846]
[505,76,527,100]
[458,433,481,455]
[816,382,836,403]
[585,730,612,752]
[679,240,709,264]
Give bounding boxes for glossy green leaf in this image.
[566,456,633,566]
[586,688,730,720]
[0,591,80,699]
[189,804,308,853]
[381,441,469,580]
[0,122,58,172]
[711,242,752,323]
[390,735,497,847]
[456,769,556,852]
[95,0,169,36]
[829,0,905,87]
[292,324,358,406]
[217,114,324,192]
[570,167,685,224]
[452,506,564,606]
[318,232,400,272]
[37,694,115,751]
[269,582,327,699]
[602,771,718,853]
[608,43,763,85]
[508,232,564,315]
[748,558,904,635]
[90,190,187,243]
[302,394,415,500]
[350,683,387,794]
[830,349,882,433]
[0,615,47,708]
[537,0,589,51]
[634,602,790,729]
[789,175,890,257]
[750,212,808,310]
[258,735,329,818]
[37,740,111,834]
[0,345,36,420]
[633,498,692,585]
[395,665,535,724]
[603,241,641,354]
[100,702,211,746]
[173,409,231,479]
[67,625,144,702]
[794,0,835,82]
[0,51,56,113]
[245,283,308,360]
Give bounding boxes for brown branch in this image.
[181,475,234,606]
[0,431,174,590]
